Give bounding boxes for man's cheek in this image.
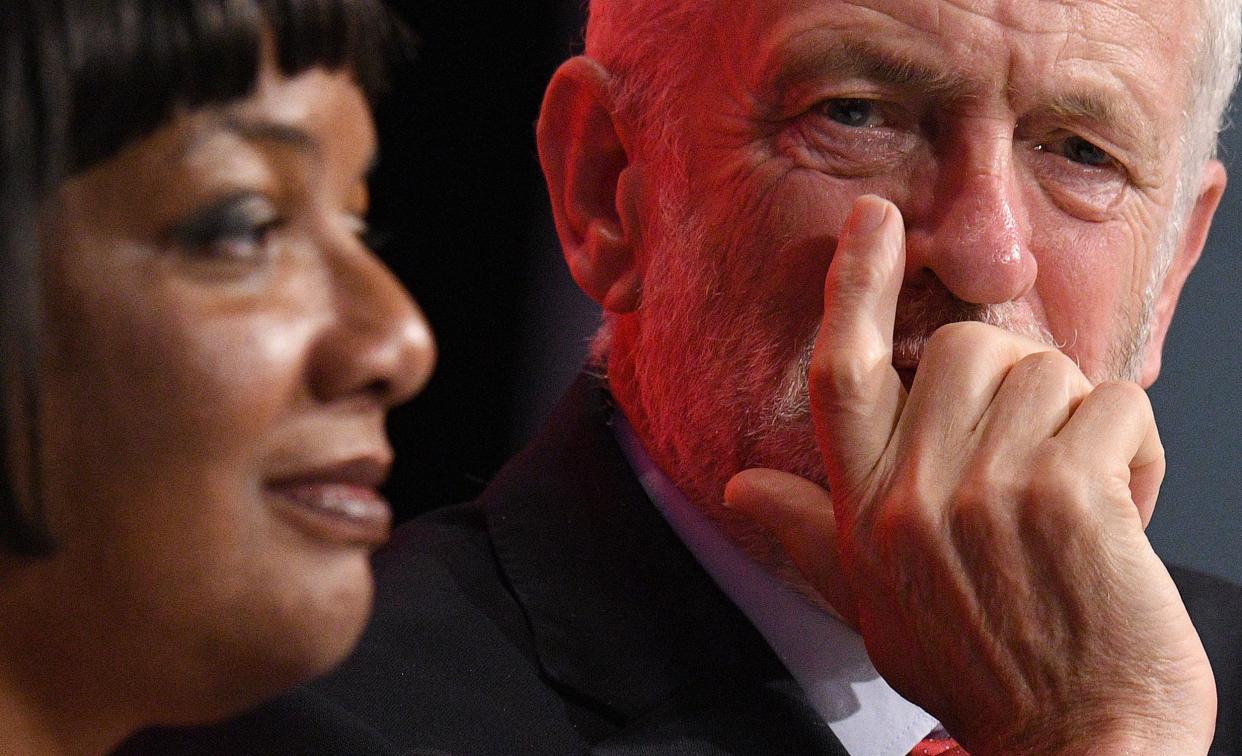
[1033,229,1142,371]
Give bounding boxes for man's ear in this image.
[1138,159,1227,387]
[537,56,644,314]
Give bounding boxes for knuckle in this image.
[1141,425,1167,467]
[1093,379,1152,413]
[871,479,943,557]
[1030,447,1083,496]
[810,347,883,406]
[955,459,1012,513]
[865,481,949,608]
[1007,350,1090,399]
[948,461,1014,535]
[1024,447,1094,523]
[834,253,890,291]
[927,320,992,354]
[1012,348,1073,379]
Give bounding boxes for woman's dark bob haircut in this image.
[0,0,407,555]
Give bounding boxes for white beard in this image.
[616,182,1157,576]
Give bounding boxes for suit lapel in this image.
[481,374,842,752]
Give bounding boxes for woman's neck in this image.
[0,692,83,756]
[0,649,132,756]
[0,565,135,756]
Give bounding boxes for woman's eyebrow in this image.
[219,115,322,156]
[220,115,379,176]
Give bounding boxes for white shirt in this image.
[613,414,939,756]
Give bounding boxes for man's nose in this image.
[308,239,436,410]
[902,149,1038,305]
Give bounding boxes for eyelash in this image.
[170,199,390,270]
[784,97,918,176]
[1033,134,1121,171]
[819,98,886,128]
[807,96,1125,160]
[794,97,1133,206]
[170,193,281,263]
[1026,134,1129,217]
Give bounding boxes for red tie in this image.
[910,734,969,755]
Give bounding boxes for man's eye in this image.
[821,98,883,128]
[1042,135,1116,168]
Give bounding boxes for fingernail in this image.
[848,195,888,236]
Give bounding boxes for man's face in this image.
[624,0,1200,501]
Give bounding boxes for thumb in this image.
[725,468,859,629]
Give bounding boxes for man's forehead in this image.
[695,0,1192,142]
[706,0,1191,68]
[717,0,1188,30]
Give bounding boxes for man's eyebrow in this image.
[219,115,321,155]
[762,37,977,104]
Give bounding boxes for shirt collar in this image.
[613,413,939,756]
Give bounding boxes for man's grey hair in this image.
[1186,0,1242,170]
[584,0,714,190]
[1166,0,1242,277]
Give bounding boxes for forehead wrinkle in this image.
[761,36,980,108]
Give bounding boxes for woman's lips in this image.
[266,482,392,547]
[265,458,393,547]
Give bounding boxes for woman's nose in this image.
[308,237,436,409]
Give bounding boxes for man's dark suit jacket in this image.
[121,375,1242,755]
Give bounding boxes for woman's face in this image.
[30,59,433,722]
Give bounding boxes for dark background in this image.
[374,3,1242,584]
[369,1,584,516]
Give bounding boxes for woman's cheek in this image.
[151,305,320,452]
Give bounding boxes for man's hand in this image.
[725,196,1216,754]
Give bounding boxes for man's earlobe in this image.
[1138,159,1227,387]
[537,56,643,314]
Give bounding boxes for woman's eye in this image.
[169,193,280,263]
[820,98,884,128]
[1040,135,1117,168]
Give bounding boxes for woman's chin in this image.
[154,557,377,727]
[255,562,375,687]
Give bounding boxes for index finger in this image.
[810,195,907,508]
